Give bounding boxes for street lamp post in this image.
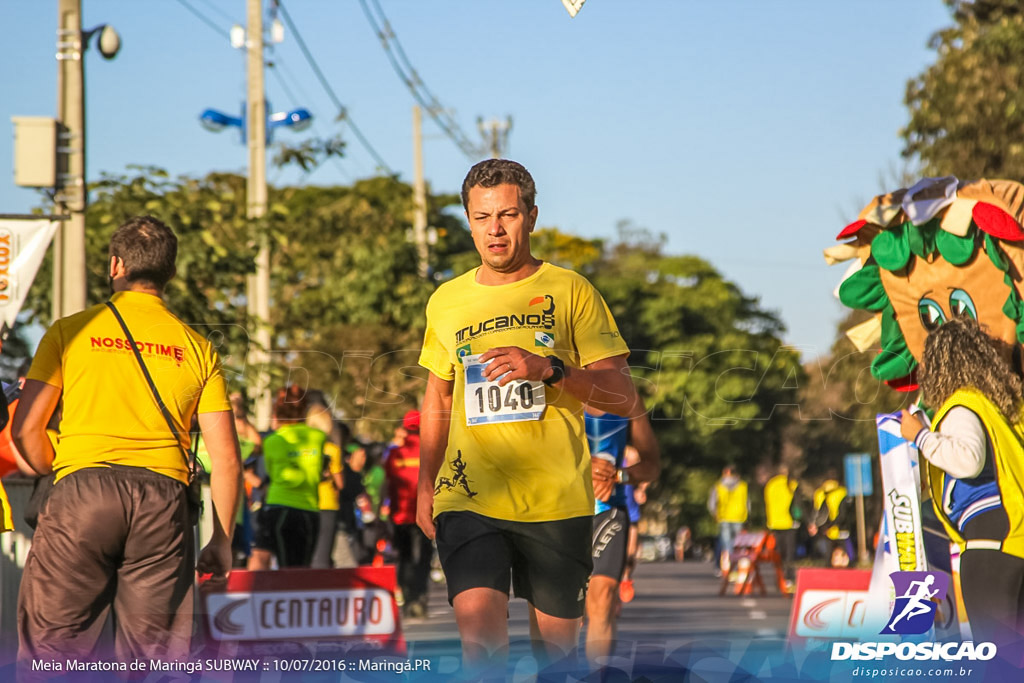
[198,101,311,431]
[54,0,119,320]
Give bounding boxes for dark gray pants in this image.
[17,466,194,679]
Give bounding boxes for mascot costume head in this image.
[827,176,1024,390]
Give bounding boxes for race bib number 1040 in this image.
[462,354,546,426]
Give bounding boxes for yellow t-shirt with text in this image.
[26,291,231,484]
[418,262,629,522]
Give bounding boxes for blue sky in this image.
[0,1,953,357]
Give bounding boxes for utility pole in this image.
[478,117,512,159]
[55,0,86,319]
[412,106,428,278]
[247,0,272,431]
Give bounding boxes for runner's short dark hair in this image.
[109,215,177,289]
[461,159,536,212]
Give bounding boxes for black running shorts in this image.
[253,505,319,568]
[592,507,630,580]
[435,511,593,619]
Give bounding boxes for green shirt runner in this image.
[263,423,328,512]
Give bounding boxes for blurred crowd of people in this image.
[206,385,434,620]
[705,463,858,588]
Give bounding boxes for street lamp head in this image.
[97,25,121,59]
[199,108,243,133]
[84,24,121,59]
[286,109,313,132]
[268,108,313,133]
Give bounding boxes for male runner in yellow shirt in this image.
[417,159,651,671]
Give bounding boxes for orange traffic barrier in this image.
[718,530,787,597]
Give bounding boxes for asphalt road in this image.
[401,558,795,675]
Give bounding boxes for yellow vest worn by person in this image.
[26,291,231,484]
[715,480,748,524]
[764,474,797,531]
[927,388,1024,558]
[813,481,847,540]
[0,481,12,532]
[418,262,629,523]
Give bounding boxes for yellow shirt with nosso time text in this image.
[26,291,231,484]
[418,262,629,523]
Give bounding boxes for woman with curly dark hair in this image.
[900,317,1024,643]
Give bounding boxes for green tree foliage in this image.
[23,168,470,436]
[903,1,1024,178]
[788,311,906,475]
[535,223,804,535]
[267,176,468,433]
[28,167,256,378]
[781,310,909,541]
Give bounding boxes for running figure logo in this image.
[435,449,478,498]
[882,571,949,635]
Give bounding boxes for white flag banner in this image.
[561,0,586,18]
[0,218,59,331]
[876,412,928,572]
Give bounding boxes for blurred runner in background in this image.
[584,407,659,666]
[385,409,433,618]
[248,385,326,569]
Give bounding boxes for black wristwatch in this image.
[544,356,566,386]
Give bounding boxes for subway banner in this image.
[203,567,405,655]
[876,413,928,573]
[0,218,58,331]
[877,412,967,642]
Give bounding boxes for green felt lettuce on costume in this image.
[872,304,915,381]
[837,264,913,383]
[871,225,911,271]
[838,265,888,312]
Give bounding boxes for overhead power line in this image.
[270,54,319,113]
[173,0,363,181]
[267,58,352,181]
[193,0,239,25]
[267,58,303,110]
[358,0,486,161]
[173,0,230,40]
[276,0,393,174]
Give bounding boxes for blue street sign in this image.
[844,452,873,497]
